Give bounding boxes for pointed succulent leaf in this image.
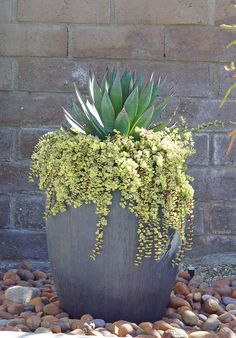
[86,100,104,128]
[137,77,154,115]
[110,71,123,114]
[89,73,102,113]
[73,83,91,118]
[149,77,166,106]
[128,73,135,95]
[151,96,171,122]
[101,91,115,132]
[101,72,109,94]
[135,73,144,92]
[124,87,139,123]
[121,70,131,101]
[108,66,117,88]
[132,105,154,131]
[114,108,130,135]
[63,107,86,134]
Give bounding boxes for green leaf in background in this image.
[114,109,130,135]
[101,91,115,132]
[220,82,236,108]
[110,71,123,115]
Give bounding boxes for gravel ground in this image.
[0,261,235,337]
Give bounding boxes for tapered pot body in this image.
[46,192,179,322]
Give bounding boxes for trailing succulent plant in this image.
[30,66,204,266]
[63,67,171,140]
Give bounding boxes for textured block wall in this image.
[0,0,236,264]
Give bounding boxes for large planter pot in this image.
[47,192,180,323]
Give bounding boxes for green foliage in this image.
[64,67,170,140]
[30,127,195,266]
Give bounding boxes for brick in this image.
[18,128,51,159]
[0,92,68,126]
[187,134,209,166]
[71,26,164,60]
[193,203,208,235]
[0,230,48,261]
[186,234,236,258]
[211,203,236,234]
[213,133,236,165]
[215,0,236,25]
[178,98,236,131]
[15,196,45,230]
[17,0,109,23]
[119,61,209,97]
[0,0,11,22]
[115,0,208,25]
[18,59,209,97]
[0,197,10,228]
[0,162,36,193]
[0,58,13,90]
[0,24,67,56]
[189,167,236,201]
[165,27,235,62]
[18,59,111,93]
[0,128,15,159]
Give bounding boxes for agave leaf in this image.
[149,77,166,105]
[124,87,139,123]
[101,91,115,132]
[135,72,144,92]
[128,73,135,95]
[110,70,123,114]
[89,73,102,113]
[101,72,109,94]
[86,100,104,128]
[151,96,171,122]
[108,66,117,88]
[137,76,154,115]
[220,82,236,108]
[121,70,131,101]
[130,105,154,134]
[63,107,86,134]
[73,103,105,138]
[114,108,130,135]
[73,83,91,118]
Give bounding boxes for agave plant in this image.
[64,67,171,140]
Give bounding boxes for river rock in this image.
[26,315,41,331]
[204,299,220,314]
[202,317,220,331]
[222,297,236,306]
[17,269,34,281]
[174,282,190,296]
[118,323,134,337]
[92,319,106,328]
[182,310,198,326]
[43,303,60,315]
[189,332,217,338]
[163,328,188,338]
[169,296,191,309]
[5,286,40,304]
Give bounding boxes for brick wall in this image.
[0,0,236,265]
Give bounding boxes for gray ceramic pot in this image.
[47,192,180,322]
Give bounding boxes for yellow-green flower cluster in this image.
[30,127,195,265]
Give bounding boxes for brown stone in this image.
[153,320,173,331]
[0,24,67,57]
[26,315,41,331]
[49,322,61,333]
[33,270,47,280]
[71,26,164,60]
[3,270,20,283]
[174,282,190,296]
[43,303,60,315]
[218,327,235,338]
[169,296,191,309]
[204,299,220,314]
[118,323,135,336]
[17,0,109,23]
[114,0,208,25]
[7,304,24,315]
